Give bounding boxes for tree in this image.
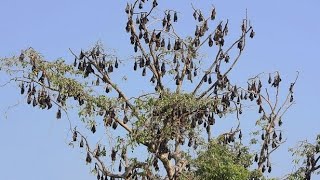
[284,135,320,180]
[0,0,299,179]
[188,140,260,180]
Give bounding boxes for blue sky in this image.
[1,0,320,179]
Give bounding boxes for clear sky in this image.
[0,0,320,179]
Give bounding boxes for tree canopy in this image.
[1,0,319,180]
